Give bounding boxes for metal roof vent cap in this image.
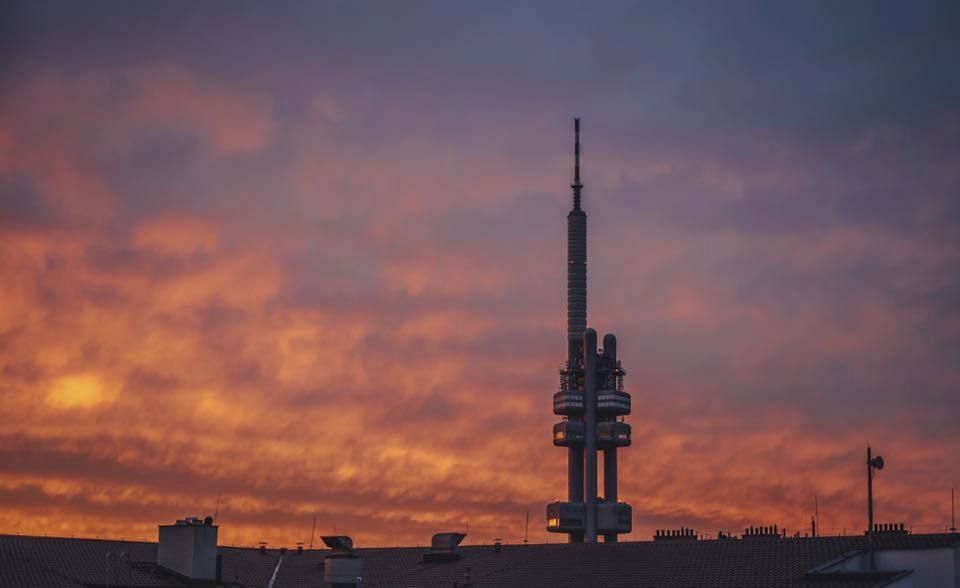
[423,532,466,563]
[322,535,354,555]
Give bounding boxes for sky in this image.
[0,1,958,548]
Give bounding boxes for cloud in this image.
[0,2,958,548]
[44,373,115,409]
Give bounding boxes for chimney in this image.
[871,522,908,535]
[156,516,218,581]
[653,527,697,541]
[321,536,362,588]
[743,525,782,539]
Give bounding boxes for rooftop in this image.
[2,531,957,588]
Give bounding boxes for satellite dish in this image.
[871,455,884,470]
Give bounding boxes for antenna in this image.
[524,510,529,545]
[213,492,222,524]
[951,488,956,533]
[571,118,583,210]
[309,516,317,549]
[574,118,581,183]
[813,494,819,538]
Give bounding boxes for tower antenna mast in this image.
[572,118,583,211]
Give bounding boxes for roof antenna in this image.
[524,510,529,545]
[309,516,317,549]
[951,487,956,533]
[813,494,819,538]
[213,492,222,524]
[572,118,583,211]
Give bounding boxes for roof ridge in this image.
[0,532,155,545]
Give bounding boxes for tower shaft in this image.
[567,118,587,365]
[567,119,587,542]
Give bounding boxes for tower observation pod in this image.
[547,119,633,543]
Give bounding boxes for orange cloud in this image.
[0,60,957,553]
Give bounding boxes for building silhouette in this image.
[4,525,959,587]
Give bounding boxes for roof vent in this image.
[157,516,218,581]
[322,536,354,554]
[422,532,466,563]
[322,536,361,587]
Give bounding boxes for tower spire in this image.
[572,118,583,211]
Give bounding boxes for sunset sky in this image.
[1,1,958,548]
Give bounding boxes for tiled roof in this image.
[0,534,177,587]
[1,532,957,588]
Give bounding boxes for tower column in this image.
[584,328,598,543]
[568,447,584,543]
[603,448,617,542]
[568,448,584,503]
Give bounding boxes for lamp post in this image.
[867,446,884,569]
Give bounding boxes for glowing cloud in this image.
[45,374,112,409]
[0,2,957,549]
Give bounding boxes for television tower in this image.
[547,119,633,543]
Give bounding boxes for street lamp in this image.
[867,446,884,569]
